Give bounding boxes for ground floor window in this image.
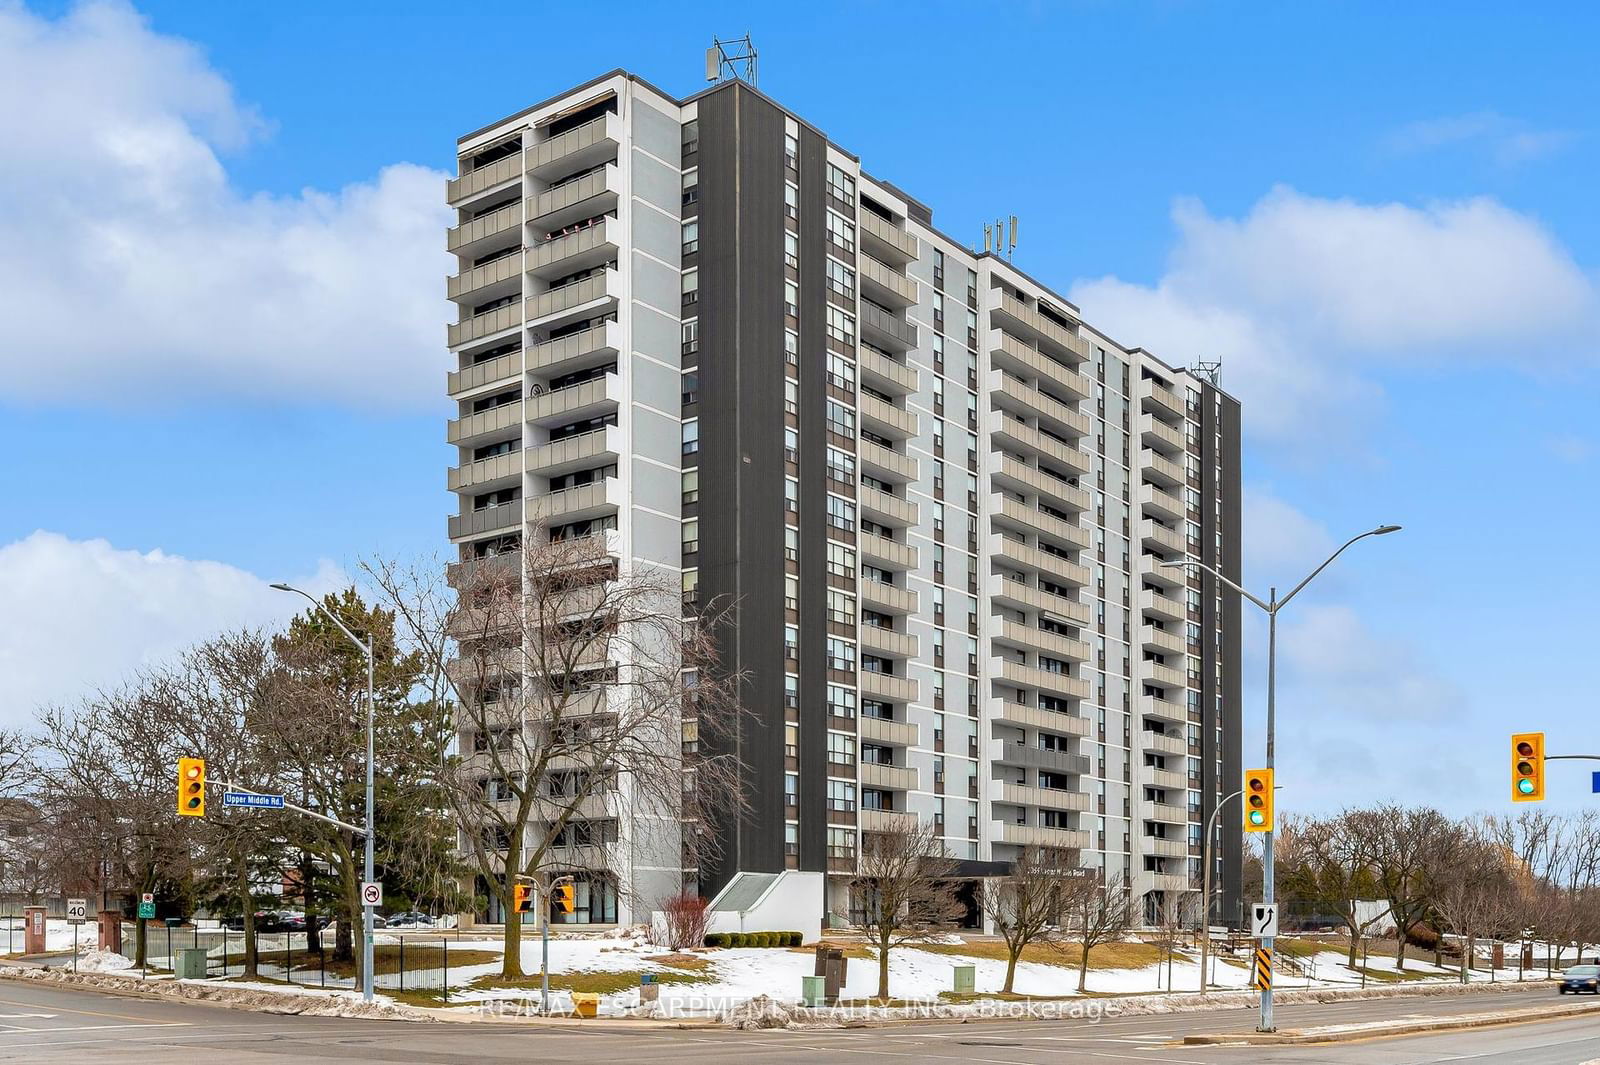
[551,873,618,925]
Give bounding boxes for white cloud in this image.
[0,531,345,729]
[1546,433,1594,464]
[0,1,452,410]
[1385,111,1578,166]
[1070,186,1598,449]
[1240,486,1335,581]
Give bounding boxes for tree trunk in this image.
[1346,923,1358,968]
[501,901,524,978]
[302,848,321,954]
[135,918,147,968]
[237,862,258,979]
[1002,946,1019,994]
[1078,942,1091,993]
[1395,925,1407,972]
[1460,930,1471,983]
[877,935,891,1000]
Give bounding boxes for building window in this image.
[826,305,855,345]
[682,268,699,306]
[681,419,699,455]
[827,543,856,578]
[826,163,855,204]
[785,182,799,219]
[681,318,699,355]
[826,399,855,438]
[826,211,855,253]
[682,468,699,505]
[784,280,798,318]
[785,231,799,269]
[826,636,856,672]
[827,826,856,860]
[681,518,699,555]
[784,133,798,169]
[827,683,856,718]
[828,733,856,767]
[826,588,856,625]
[682,220,699,255]
[827,494,856,532]
[827,259,855,300]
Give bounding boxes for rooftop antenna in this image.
[983,223,993,253]
[1192,360,1222,386]
[1008,215,1018,261]
[706,35,758,86]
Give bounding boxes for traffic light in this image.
[512,883,533,913]
[552,883,575,915]
[1244,768,1274,833]
[177,757,206,817]
[1512,732,1545,802]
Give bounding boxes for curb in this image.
[1183,996,1600,1045]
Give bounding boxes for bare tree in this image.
[1369,805,1454,971]
[981,845,1079,994]
[655,890,712,952]
[1430,817,1515,983]
[1151,891,1199,991]
[853,819,965,1000]
[1063,869,1133,993]
[367,533,746,979]
[1283,811,1383,967]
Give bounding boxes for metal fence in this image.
[3,909,461,1000]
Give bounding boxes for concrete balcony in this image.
[1140,587,1187,624]
[858,393,917,440]
[990,780,1090,813]
[860,761,919,792]
[445,551,519,592]
[448,150,523,206]
[993,702,1091,737]
[448,249,524,304]
[859,210,918,265]
[992,821,1090,851]
[994,456,1090,515]
[1143,380,1186,421]
[858,255,918,308]
[992,418,1093,477]
[1139,482,1187,523]
[1136,693,1187,727]
[527,217,618,281]
[859,670,917,705]
[860,626,918,660]
[1142,730,1188,757]
[858,347,918,397]
[991,576,1091,625]
[528,320,621,376]
[530,164,620,232]
[989,288,1091,364]
[448,302,522,349]
[860,302,918,353]
[1141,448,1185,489]
[448,500,521,541]
[993,659,1091,702]
[526,268,617,325]
[992,740,1091,777]
[448,200,523,257]
[1142,559,1187,593]
[1140,519,1186,555]
[1139,412,1186,456]
[859,809,918,834]
[1142,624,1186,656]
[1139,798,1190,825]
[448,350,522,398]
[448,400,523,447]
[528,477,622,524]
[525,112,622,180]
[447,449,522,493]
[990,369,1090,441]
[858,439,917,484]
[526,425,621,478]
[1144,660,1188,690]
[858,485,918,529]
[1148,872,1194,893]
[990,330,1094,402]
[1146,837,1188,859]
[859,715,919,748]
[860,579,917,616]
[992,495,1090,553]
[858,531,918,572]
[1146,766,1189,791]
[528,373,620,427]
[992,620,1090,663]
[989,533,1089,588]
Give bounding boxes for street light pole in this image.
[1161,523,1399,1031]
[1199,787,1242,991]
[272,582,377,1004]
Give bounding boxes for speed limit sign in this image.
[360,882,383,907]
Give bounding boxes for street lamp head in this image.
[269,582,294,592]
[1372,525,1401,535]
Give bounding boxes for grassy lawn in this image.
[1273,938,1323,959]
[469,967,712,995]
[641,953,711,971]
[293,944,499,979]
[917,940,1164,970]
[786,942,875,961]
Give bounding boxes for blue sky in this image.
[2,1,1596,814]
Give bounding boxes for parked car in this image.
[384,911,435,928]
[1559,964,1600,993]
[220,909,291,932]
[279,911,330,932]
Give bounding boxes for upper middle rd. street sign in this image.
[222,791,285,810]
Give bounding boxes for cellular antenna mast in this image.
[706,35,759,86]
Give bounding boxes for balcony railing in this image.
[448,249,524,304]
[860,626,918,660]
[860,580,917,616]
[992,494,1091,552]
[531,165,617,228]
[858,393,918,440]
[858,255,917,308]
[858,440,917,484]
[527,217,617,279]
[1139,412,1187,455]
[859,715,919,747]
[993,619,1090,663]
[857,485,918,529]
[859,211,918,264]
[860,762,918,792]
[990,329,1094,402]
[992,701,1091,736]
[448,500,520,540]
[447,400,522,445]
[527,373,619,426]
[448,150,524,205]
[992,821,1089,850]
[447,449,522,493]
[858,347,918,396]
[990,369,1091,440]
[525,112,621,179]
[858,671,917,704]
[526,269,615,322]
[526,425,621,476]
[448,302,522,348]
[860,302,918,352]
[528,320,620,375]
[858,532,918,572]
[447,200,523,254]
[989,780,1090,813]
[447,350,522,397]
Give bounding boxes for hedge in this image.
[702,930,805,948]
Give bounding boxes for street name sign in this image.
[222,791,286,809]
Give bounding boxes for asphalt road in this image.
[0,979,1594,1064]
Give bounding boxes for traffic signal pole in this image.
[1261,594,1276,1032]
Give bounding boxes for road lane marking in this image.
[0,995,171,1024]
[0,1021,189,1034]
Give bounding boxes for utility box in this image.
[174,948,209,979]
[571,992,600,1018]
[97,911,122,954]
[952,965,976,993]
[639,973,660,1004]
[801,974,826,1007]
[22,907,45,955]
[813,945,847,1002]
